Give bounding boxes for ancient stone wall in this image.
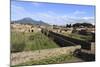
[11,23,41,33]
[11,45,81,65]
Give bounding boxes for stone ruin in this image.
[11,23,41,33]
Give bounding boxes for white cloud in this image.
[73,10,86,15]
[11,4,32,20]
[11,4,95,25]
[32,2,41,7]
[82,16,94,20]
[28,11,66,25]
[30,11,95,25]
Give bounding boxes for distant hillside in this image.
[11,17,49,26]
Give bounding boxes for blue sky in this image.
[11,1,95,25]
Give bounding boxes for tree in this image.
[72,23,80,27]
[66,24,68,28]
[66,24,71,28]
[72,23,93,28]
[81,22,93,27]
[69,24,71,28]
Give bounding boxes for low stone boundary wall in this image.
[11,45,81,65]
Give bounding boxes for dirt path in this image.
[11,45,81,65]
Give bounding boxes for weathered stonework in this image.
[11,23,41,33]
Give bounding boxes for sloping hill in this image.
[11,17,49,26]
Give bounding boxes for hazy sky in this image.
[11,1,95,25]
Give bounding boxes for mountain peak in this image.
[22,17,33,21]
[11,17,49,26]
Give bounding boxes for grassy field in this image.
[68,33,92,41]
[11,32,59,53]
[62,33,92,41]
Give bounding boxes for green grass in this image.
[11,32,59,53]
[12,54,76,66]
[69,33,92,41]
[63,33,92,41]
